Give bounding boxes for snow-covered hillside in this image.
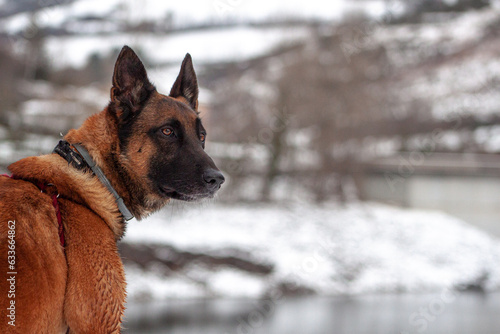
[0,0,387,32]
[42,26,311,69]
[122,202,500,301]
[371,7,500,120]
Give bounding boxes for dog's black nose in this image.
[203,169,225,190]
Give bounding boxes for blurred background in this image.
[1,0,500,333]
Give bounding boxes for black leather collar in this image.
[53,140,89,171]
[53,140,134,221]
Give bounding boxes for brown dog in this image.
[0,46,224,333]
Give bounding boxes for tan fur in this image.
[0,110,132,333]
[0,93,201,333]
[0,176,67,333]
[0,153,125,333]
[0,47,213,333]
[9,155,123,238]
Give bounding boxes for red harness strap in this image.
[37,182,65,247]
[2,174,65,247]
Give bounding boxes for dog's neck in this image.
[64,109,149,221]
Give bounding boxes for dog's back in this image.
[0,154,127,333]
[0,175,67,333]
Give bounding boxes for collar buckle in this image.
[53,140,134,221]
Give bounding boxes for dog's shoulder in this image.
[6,154,124,238]
[0,173,60,249]
[0,173,54,214]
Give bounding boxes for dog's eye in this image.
[161,128,175,137]
[200,133,206,142]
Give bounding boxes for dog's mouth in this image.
[158,185,213,202]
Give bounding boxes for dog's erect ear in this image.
[170,53,198,110]
[111,46,155,119]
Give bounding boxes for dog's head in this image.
[107,46,224,214]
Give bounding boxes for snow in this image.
[0,12,31,34]
[0,141,15,161]
[21,99,84,116]
[402,54,500,119]
[475,126,500,152]
[42,26,310,69]
[371,7,500,123]
[126,265,207,300]
[0,133,57,165]
[22,133,63,154]
[19,81,109,108]
[374,7,500,68]
[204,269,268,297]
[0,0,390,35]
[123,202,500,301]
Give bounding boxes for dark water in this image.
[123,292,500,334]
